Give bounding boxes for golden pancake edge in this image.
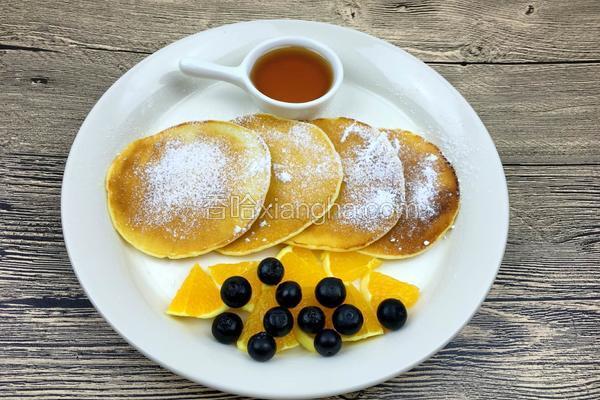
[287,118,405,251]
[218,114,344,255]
[360,129,460,258]
[106,121,271,259]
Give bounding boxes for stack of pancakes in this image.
[106,114,459,259]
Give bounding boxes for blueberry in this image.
[263,306,294,337]
[220,276,252,308]
[314,329,342,357]
[297,306,326,334]
[211,312,243,344]
[247,332,276,362]
[332,304,363,335]
[276,281,302,308]
[377,298,407,330]
[257,257,284,285]
[315,277,346,308]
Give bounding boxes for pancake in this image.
[106,121,271,259]
[219,114,343,255]
[288,118,405,251]
[360,129,460,259]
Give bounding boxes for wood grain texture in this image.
[1,0,600,62]
[0,300,598,399]
[1,158,598,303]
[1,1,600,399]
[1,49,598,165]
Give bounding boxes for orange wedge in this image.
[166,264,226,318]
[208,261,261,312]
[322,251,383,282]
[208,261,257,285]
[294,325,319,352]
[239,264,262,312]
[291,287,328,352]
[276,246,327,287]
[360,271,420,310]
[343,285,384,341]
[237,285,298,353]
[293,284,383,352]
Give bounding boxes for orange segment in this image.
[360,271,420,311]
[237,286,298,353]
[208,261,257,285]
[276,246,327,287]
[166,264,226,318]
[208,261,261,312]
[239,264,262,312]
[292,284,382,351]
[322,251,383,282]
[292,286,329,353]
[294,326,317,352]
[343,285,384,341]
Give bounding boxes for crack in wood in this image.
[0,43,58,53]
[78,45,152,55]
[429,60,600,66]
[3,42,600,67]
[485,296,600,303]
[0,296,93,309]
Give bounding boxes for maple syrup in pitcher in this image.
[250,47,333,103]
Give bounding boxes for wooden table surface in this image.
[1,1,599,399]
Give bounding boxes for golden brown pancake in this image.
[219,114,343,255]
[360,129,460,258]
[106,121,271,259]
[288,118,405,251]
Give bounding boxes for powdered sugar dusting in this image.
[136,140,228,230]
[336,122,405,232]
[408,153,440,222]
[130,135,268,239]
[233,115,342,192]
[246,156,270,177]
[273,163,293,183]
[277,171,292,183]
[271,123,339,190]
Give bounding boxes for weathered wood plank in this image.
[1,49,598,165]
[1,0,599,63]
[1,160,598,303]
[431,62,600,165]
[0,300,597,399]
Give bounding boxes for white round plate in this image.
[62,20,508,399]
